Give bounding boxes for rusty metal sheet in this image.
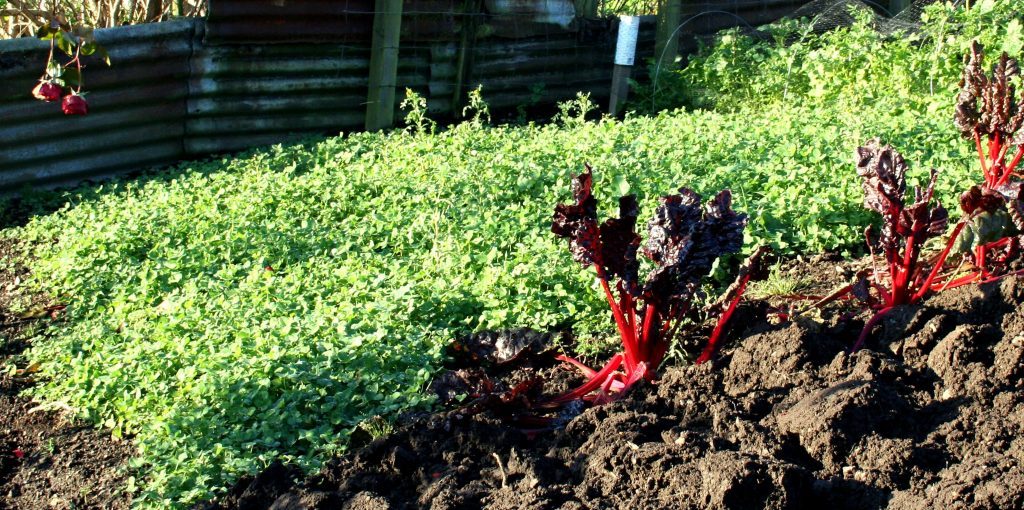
[2,141,186,190]
[185,20,431,154]
[204,0,459,44]
[427,17,654,114]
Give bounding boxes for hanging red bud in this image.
[61,93,88,115]
[32,81,62,102]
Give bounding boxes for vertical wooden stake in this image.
[366,0,403,131]
[609,16,639,116]
[452,0,482,116]
[655,0,682,69]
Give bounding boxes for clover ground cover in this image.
[3,100,973,506]
[6,2,1019,504]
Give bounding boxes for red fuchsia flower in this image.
[13,448,25,459]
[32,81,62,102]
[61,93,88,115]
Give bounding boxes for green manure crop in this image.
[6,103,972,506]
[4,1,1019,506]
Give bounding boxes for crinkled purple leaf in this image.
[642,188,702,266]
[1010,199,1024,232]
[995,182,1024,201]
[908,169,949,243]
[552,167,600,266]
[857,142,948,261]
[641,188,747,307]
[700,189,746,259]
[955,41,1024,140]
[960,184,1007,214]
[922,202,950,239]
[852,274,873,305]
[956,41,986,138]
[856,139,907,215]
[599,195,641,294]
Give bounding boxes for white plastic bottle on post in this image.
[610,15,640,115]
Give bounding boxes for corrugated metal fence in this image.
[0,0,804,190]
[0,21,194,189]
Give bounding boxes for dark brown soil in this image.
[0,237,135,510]
[199,256,1024,510]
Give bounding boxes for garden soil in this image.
[0,238,134,510]
[201,255,1024,510]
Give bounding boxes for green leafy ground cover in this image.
[1,1,1021,507]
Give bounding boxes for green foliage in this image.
[554,92,598,128]
[598,0,658,16]
[636,1,1024,114]
[462,85,492,126]
[9,98,976,506]
[357,415,394,440]
[516,83,547,124]
[4,2,1019,507]
[747,263,811,299]
[399,88,436,136]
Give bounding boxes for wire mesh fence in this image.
[790,0,948,34]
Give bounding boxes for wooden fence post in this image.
[451,0,482,116]
[366,0,403,131]
[655,0,682,69]
[609,16,640,116]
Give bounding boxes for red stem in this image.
[852,306,894,352]
[1002,145,1024,185]
[619,290,638,373]
[871,282,892,307]
[911,219,969,302]
[892,232,920,304]
[931,271,981,292]
[622,361,648,391]
[546,354,624,405]
[639,304,658,360]
[992,143,1011,183]
[596,266,637,370]
[976,131,991,184]
[976,244,989,278]
[809,283,853,309]
[990,133,1001,179]
[554,354,597,378]
[628,293,640,356]
[695,277,750,364]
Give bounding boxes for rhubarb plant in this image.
[954,41,1024,274]
[850,141,966,351]
[547,166,753,405]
